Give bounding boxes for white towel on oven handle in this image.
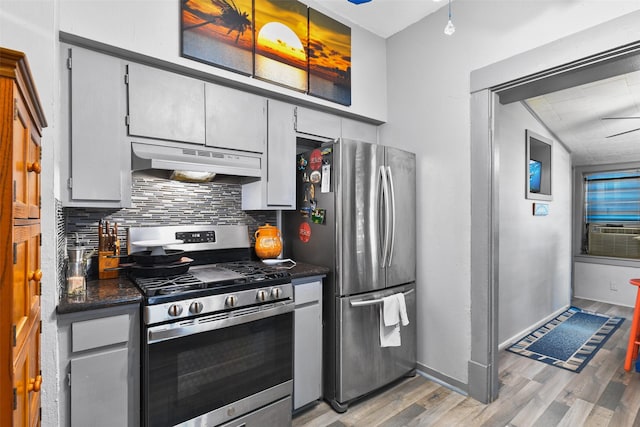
[379,293,409,347]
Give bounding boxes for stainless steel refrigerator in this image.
[284,138,416,413]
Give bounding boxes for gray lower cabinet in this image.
[58,304,140,426]
[293,276,324,411]
[60,44,131,207]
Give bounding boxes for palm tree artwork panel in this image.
[180,0,352,106]
[182,0,254,75]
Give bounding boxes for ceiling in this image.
[317,0,447,39]
[525,70,640,166]
[319,0,640,167]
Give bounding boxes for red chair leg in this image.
[624,280,640,371]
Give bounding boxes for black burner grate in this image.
[134,273,205,296]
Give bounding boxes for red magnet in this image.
[298,222,311,243]
[309,149,323,171]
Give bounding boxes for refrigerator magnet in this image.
[311,208,326,224]
[298,222,311,243]
[309,149,323,170]
[321,163,330,193]
[297,155,308,170]
[310,170,321,184]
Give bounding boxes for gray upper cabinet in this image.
[127,63,206,145]
[341,117,378,144]
[205,83,266,153]
[242,99,295,209]
[294,106,341,139]
[60,44,131,207]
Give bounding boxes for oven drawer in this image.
[219,396,292,427]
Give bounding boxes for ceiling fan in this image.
[601,116,640,138]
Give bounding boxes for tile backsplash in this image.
[63,172,276,261]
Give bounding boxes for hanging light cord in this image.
[444,0,456,35]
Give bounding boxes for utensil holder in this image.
[99,251,119,279]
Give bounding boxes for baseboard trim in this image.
[416,362,468,396]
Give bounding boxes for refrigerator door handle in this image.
[350,289,415,307]
[380,165,391,267]
[386,166,396,267]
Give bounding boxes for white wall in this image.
[495,100,572,345]
[574,262,640,307]
[58,0,388,122]
[383,1,640,385]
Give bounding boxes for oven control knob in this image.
[257,290,269,302]
[168,304,183,317]
[189,301,203,314]
[271,287,282,299]
[225,295,238,307]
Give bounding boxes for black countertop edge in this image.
[285,262,330,280]
[57,277,142,315]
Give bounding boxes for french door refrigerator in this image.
[284,138,416,413]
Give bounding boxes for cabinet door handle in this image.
[27,161,41,174]
[27,375,42,392]
[29,269,42,282]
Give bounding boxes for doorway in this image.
[468,14,640,403]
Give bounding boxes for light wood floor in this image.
[293,298,639,427]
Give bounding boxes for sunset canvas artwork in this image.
[254,0,308,92]
[308,9,351,106]
[181,0,254,75]
[181,0,352,105]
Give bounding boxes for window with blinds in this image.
[584,170,640,258]
[585,170,640,223]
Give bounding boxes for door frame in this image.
[468,10,640,403]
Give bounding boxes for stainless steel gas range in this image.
[128,225,293,427]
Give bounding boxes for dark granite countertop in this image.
[286,262,330,280]
[57,277,142,315]
[57,262,328,314]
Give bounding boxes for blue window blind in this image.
[585,170,640,223]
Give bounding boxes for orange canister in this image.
[254,224,283,259]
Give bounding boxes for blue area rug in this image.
[506,306,624,373]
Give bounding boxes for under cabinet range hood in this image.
[131,142,262,182]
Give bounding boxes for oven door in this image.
[144,303,294,427]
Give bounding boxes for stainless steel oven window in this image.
[144,310,293,426]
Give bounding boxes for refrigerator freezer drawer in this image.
[336,283,416,404]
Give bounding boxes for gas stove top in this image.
[133,261,291,300]
[127,225,293,325]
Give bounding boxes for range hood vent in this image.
[131,142,262,180]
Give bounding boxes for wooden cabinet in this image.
[293,277,323,411]
[60,44,131,207]
[57,305,140,427]
[242,99,296,210]
[127,62,206,145]
[205,83,266,153]
[1,47,47,427]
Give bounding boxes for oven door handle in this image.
[147,302,293,344]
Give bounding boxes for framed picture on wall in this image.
[308,8,352,106]
[525,129,553,201]
[181,0,254,75]
[254,0,308,92]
